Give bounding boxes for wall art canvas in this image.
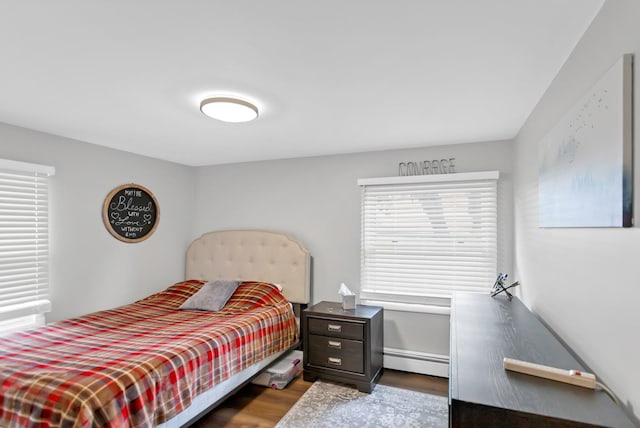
[538,54,633,228]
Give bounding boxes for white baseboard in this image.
[383,347,449,378]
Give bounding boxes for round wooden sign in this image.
[102,183,159,243]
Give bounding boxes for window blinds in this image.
[359,172,498,308]
[0,159,54,322]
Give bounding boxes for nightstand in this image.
[302,301,383,393]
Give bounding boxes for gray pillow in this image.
[180,280,241,311]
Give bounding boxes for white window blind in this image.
[0,159,54,324]
[359,171,498,310]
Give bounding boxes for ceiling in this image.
[0,1,604,166]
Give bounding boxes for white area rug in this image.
[275,380,448,428]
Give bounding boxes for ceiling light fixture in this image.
[199,97,259,123]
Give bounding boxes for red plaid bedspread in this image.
[0,280,298,427]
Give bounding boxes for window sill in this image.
[359,299,451,315]
[0,299,51,323]
[0,314,45,335]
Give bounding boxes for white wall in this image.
[0,122,194,322]
[0,117,513,363]
[513,0,640,422]
[192,140,513,358]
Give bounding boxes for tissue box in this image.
[342,294,356,310]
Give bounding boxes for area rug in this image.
[275,380,448,428]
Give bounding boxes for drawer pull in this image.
[327,340,342,349]
[328,357,342,366]
[327,324,342,333]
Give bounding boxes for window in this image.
[359,171,498,313]
[0,159,54,332]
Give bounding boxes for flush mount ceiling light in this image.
[199,97,259,123]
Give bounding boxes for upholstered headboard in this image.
[185,230,311,304]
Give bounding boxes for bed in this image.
[0,230,311,428]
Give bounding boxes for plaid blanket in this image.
[0,280,297,427]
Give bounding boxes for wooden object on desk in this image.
[449,292,634,428]
[302,301,383,393]
[503,357,597,389]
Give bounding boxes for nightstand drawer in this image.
[308,334,364,373]
[308,317,364,340]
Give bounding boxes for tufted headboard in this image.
[185,230,311,304]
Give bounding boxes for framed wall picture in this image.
[538,54,633,228]
[102,183,159,243]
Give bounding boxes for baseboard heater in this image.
[383,347,449,378]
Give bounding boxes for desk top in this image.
[449,292,634,427]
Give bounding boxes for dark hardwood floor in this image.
[190,369,448,428]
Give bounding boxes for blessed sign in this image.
[102,184,159,243]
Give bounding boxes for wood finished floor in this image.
[190,369,448,428]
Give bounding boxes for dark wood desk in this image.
[449,292,635,427]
